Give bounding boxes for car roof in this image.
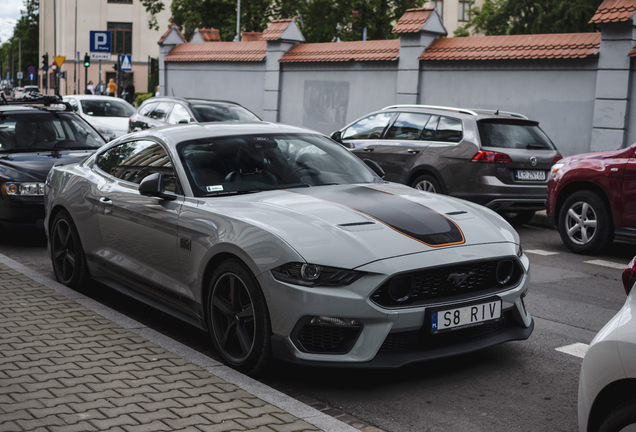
[141,96,243,107]
[121,121,321,148]
[63,95,131,102]
[379,104,536,122]
[0,105,68,113]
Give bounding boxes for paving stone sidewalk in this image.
[0,256,359,432]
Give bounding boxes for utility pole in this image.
[18,38,21,87]
[236,0,241,41]
[54,0,58,95]
[11,44,14,87]
[74,0,77,94]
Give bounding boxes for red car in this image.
[546,143,636,254]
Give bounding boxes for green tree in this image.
[0,0,39,85]
[455,0,604,37]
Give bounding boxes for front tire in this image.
[50,210,90,290]
[599,399,636,432]
[558,190,613,254]
[208,259,272,375]
[411,174,441,193]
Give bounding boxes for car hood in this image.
[80,115,129,136]
[203,183,519,269]
[0,150,95,182]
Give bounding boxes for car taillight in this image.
[552,154,563,165]
[471,150,512,163]
[621,256,636,295]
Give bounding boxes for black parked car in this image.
[0,94,106,229]
[128,97,261,132]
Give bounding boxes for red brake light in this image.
[471,150,512,163]
[552,154,563,165]
[622,256,636,295]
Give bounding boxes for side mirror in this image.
[363,158,385,179]
[139,172,177,200]
[331,130,342,142]
[178,118,189,124]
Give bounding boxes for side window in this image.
[342,113,393,140]
[385,113,431,140]
[148,102,172,122]
[435,117,463,142]
[138,102,157,117]
[167,104,191,125]
[96,140,177,193]
[421,115,439,140]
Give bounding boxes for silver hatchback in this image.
[332,105,562,224]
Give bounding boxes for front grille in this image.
[371,258,522,308]
[297,325,362,354]
[380,311,514,351]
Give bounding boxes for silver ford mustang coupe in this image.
[44,121,533,374]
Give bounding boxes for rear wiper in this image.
[525,143,547,150]
[204,188,264,197]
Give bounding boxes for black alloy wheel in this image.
[208,259,271,375]
[412,174,441,193]
[51,210,90,290]
[558,190,613,255]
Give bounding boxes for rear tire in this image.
[558,190,613,255]
[599,399,636,432]
[208,259,272,375]
[411,174,441,193]
[50,210,90,290]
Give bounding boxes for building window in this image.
[459,0,470,22]
[429,0,443,19]
[108,0,133,3]
[107,22,132,54]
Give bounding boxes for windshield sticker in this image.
[206,185,224,192]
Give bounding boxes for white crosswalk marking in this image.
[555,343,589,358]
[584,259,627,270]
[525,249,560,256]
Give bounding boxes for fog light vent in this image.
[496,260,514,285]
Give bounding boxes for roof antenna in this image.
[171,88,175,96]
[495,109,499,115]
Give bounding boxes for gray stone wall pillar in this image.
[263,41,295,123]
[590,22,636,151]
[158,45,171,97]
[396,33,438,105]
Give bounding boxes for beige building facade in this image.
[39,0,172,96]
[427,0,486,36]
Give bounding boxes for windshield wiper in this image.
[204,188,264,197]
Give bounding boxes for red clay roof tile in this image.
[420,33,601,61]
[629,45,636,56]
[165,41,267,62]
[590,0,636,23]
[279,39,400,63]
[262,19,294,41]
[196,28,221,42]
[392,7,434,33]
[242,31,263,42]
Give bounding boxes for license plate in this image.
[431,300,501,333]
[515,170,546,181]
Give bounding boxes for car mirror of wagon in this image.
[363,158,385,179]
[139,172,177,201]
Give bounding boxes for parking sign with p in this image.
[90,31,112,53]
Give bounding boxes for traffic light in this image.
[83,53,90,68]
[42,54,48,71]
[112,63,118,71]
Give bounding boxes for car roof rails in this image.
[381,104,479,116]
[0,93,72,111]
[467,108,529,119]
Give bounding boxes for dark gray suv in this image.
[331,105,562,224]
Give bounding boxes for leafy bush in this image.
[135,92,153,107]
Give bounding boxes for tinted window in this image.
[0,112,105,151]
[435,117,463,142]
[80,99,135,117]
[190,104,260,122]
[167,104,191,124]
[148,102,172,121]
[421,115,439,140]
[342,113,393,140]
[477,120,555,150]
[385,113,431,140]
[138,102,157,117]
[96,140,177,192]
[178,133,377,197]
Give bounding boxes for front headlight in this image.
[2,182,46,196]
[548,163,564,181]
[271,262,364,287]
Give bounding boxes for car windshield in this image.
[80,99,135,117]
[477,119,555,150]
[178,133,378,197]
[0,111,106,151]
[190,104,260,123]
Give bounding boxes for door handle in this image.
[363,148,374,152]
[99,197,113,206]
[407,149,420,154]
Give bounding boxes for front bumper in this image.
[259,243,533,367]
[0,195,45,229]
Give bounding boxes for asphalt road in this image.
[2,223,634,432]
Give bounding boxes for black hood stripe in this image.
[290,185,465,247]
